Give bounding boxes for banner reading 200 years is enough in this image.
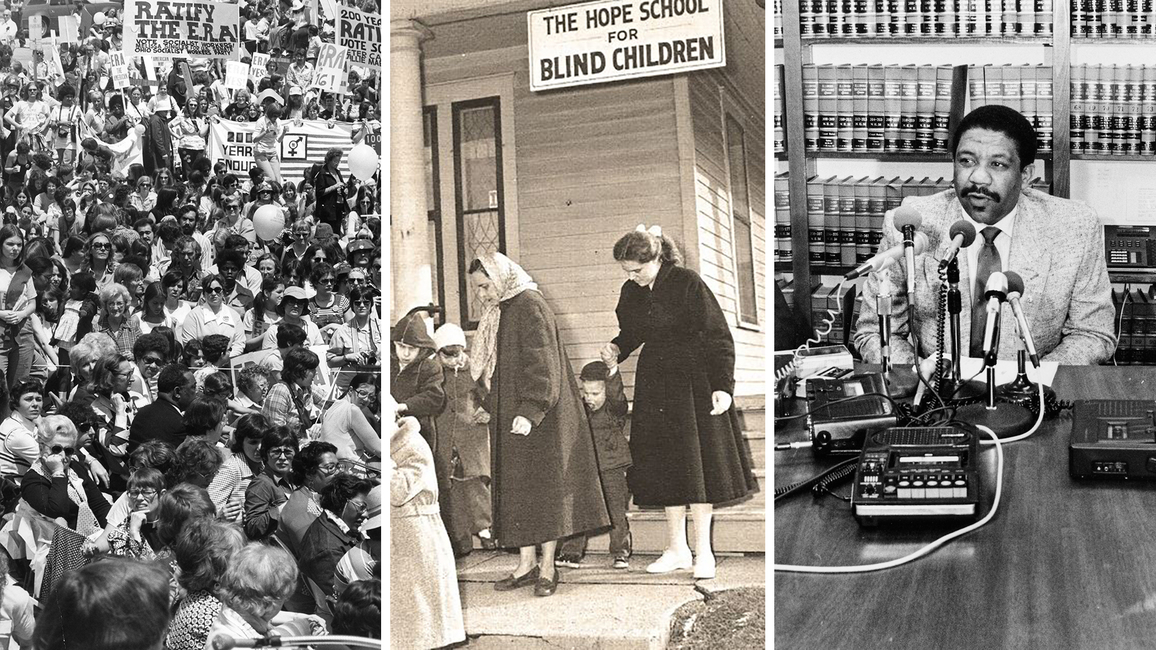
[124,0,241,60]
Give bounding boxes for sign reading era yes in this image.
[124,0,240,60]
[527,0,725,92]
[313,43,347,93]
[337,7,381,70]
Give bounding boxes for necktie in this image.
[969,226,1002,357]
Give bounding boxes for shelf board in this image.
[1070,36,1156,43]
[805,151,952,162]
[1072,153,1156,161]
[800,36,1053,45]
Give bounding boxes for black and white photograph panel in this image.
[390,0,766,647]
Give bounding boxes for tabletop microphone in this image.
[1004,271,1040,368]
[981,271,1009,362]
[845,231,929,281]
[940,220,977,269]
[894,207,923,296]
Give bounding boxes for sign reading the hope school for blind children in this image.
[527,0,724,92]
[124,0,240,60]
[337,7,381,70]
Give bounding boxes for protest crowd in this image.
[0,0,386,647]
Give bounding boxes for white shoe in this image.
[646,548,693,573]
[693,553,716,579]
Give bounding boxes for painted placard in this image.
[250,52,269,83]
[58,15,78,43]
[124,0,241,60]
[527,0,725,92]
[313,43,346,93]
[109,51,130,89]
[336,7,381,70]
[224,60,249,90]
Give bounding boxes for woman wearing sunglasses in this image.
[179,274,246,359]
[82,232,117,291]
[307,262,346,344]
[21,415,110,536]
[326,286,379,395]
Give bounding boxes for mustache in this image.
[962,185,1001,202]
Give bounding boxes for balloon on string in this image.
[93,12,106,25]
[133,124,145,136]
[348,144,378,181]
[253,205,285,241]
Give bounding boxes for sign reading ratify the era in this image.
[124,0,240,60]
[527,0,725,92]
[337,7,381,70]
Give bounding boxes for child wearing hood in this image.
[432,322,493,556]
[389,312,446,453]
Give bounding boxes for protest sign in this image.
[124,0,240,60]
[336,7,381,70]
[319,0,338,22]
[207,119,353,180]
[109,51,130,89]
[225,61,249,90]
[313,43,346,93]
[58,15,78,43]
[108,130,144,177]
[250,52,269,83]
[49,47,64,79]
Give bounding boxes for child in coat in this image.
[432,322,494,556]
[389,312,445,450]
[557,361,633,569]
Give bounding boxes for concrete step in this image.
[737,406,765,436]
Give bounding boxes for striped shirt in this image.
[0,416,38,485]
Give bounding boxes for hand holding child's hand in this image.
[600,342,619,369]
[510,415,531,436]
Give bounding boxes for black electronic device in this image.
[805,372,896,457]
[851,425,981,526]
[1069,400,1156,480]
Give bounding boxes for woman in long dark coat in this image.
[469,252,609,598]
[601,227,757,580]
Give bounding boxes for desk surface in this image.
[774,366,1156,650]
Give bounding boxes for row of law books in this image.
[775,65,785,154]
[774,172,1052,269]
[1070,64,1156,155]
[801,64,953,154]
[798,0,1053,38]
[1113,288,1156,363]
[1072,0,1156,37]
[774,0,784,38]
[966,64,1055,153]
[777,278,864,348]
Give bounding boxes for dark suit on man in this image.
[128,400,186,452]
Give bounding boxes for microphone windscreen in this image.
[948,220,977,247]
[893,206,923,231]
[912,231,930,254]
[1004,270,1025,295]
[985,271,1008,294]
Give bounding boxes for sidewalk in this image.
[455,550,766,649]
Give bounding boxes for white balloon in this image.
[93,12,106,25]
[133,124,145,136]
[348,144,378,182]
[253,205,285,241]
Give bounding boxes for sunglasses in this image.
[352,299,372,306]
[269,448,295,458]
[141,356,164,366]
[205,286,225,295]
[91,242,110,250]
[319,277,334,285]
[139,183,152,188]
[49,445,76,456]
[317,463,340,475]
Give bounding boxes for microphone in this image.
[1004,271,1040,368]
[845,231,929,280]
[939,220,977,268]
[894,207,923,296]
[981,271,1009,361]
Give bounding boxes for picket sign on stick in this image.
[110,51,130,89]
[224,61,249,90]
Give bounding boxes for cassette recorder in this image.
[805,372,897,457]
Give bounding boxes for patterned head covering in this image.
[469,252,538,388]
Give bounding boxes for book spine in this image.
[1070,64,1087,154]
[883,65,903,152]
[1125,65,1141,154]
[1142,65,1156,154]
[1126,0,1139,36]
[968,64,986,107]
[774,173,792,264]
[1020,65,1037,140]
[857,0,872,35]
[1088,64,1105,154]
[837,73,855,152]
[774,65,785,154]
[1038,0,1052,34]
[1001,64,1023,116]
[866,179,886,262]
[934,65,953,153]
[898,65,919,152]
[806,176,826,265]
[916,65,936,153]
[854,180,873,264]
[1036,65,1053,154]
[827,0,841,37]
[867,65,886,152]
[839,179,857,267]
[803,65,820,152]
[904,0,920,34]
[823,177,841,266]
[852,65,869,152]
[818,65,838,153]
[1072,0,1087,36]
[800,0,815,37]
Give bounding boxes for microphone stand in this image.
[937,257,984,402]
[956,332,1035,439]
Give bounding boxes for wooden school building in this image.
[389,0,767,398]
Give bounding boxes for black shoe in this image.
[534,569,559,597]
[494,566,539,591]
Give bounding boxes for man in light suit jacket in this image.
[854,105,1116,366]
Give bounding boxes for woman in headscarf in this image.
[599,227,757,580]
[467,252,608,598]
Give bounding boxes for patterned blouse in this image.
[166,590,224,650]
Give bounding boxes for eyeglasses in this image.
[318,277,334,286]
[225,205,241,212]
[49,445,75,456]
[91,242,110,250]
[354,388,374,400]
[141,356,164,366]
[317,463,339,475]
[268,448,295,458]
[352,299,372,306]
[128,488,157,498]
[139,183,152,188]
[346,499,367,513]
[205,286,224,295]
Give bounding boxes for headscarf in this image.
[470,252,538,388]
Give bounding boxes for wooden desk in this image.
[775,366,1156,649]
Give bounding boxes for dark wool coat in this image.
[390,353,445,451]
[486,290,610,548]
[613,262,758,506]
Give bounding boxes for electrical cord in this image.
[1114,283,1130,367]
[774,457,859,504]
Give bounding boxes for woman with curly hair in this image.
[165,518,245,650]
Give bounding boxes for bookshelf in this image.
[777,0,1077,326]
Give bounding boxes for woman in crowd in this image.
[172,97,208,174]
[0,551,34,649]
[139,281,179,334]
[128,175,156,214]
[391,414,464,648]
[91,466,165,559]
[299,473,375,608]
[81,231,116,290]
[21,414,109,538]
[65,333,117,408]
[88,353,136,458]
[319,373,380,464]
[0,224,36,387]
[111,264,146,313]
[212,413,269,523]
[161,270,194,330]
[204,543,325,644]
[467,252,609,597]
[253,102,287,185]
[243,425,298,542]
[314,148,349,231]
[262,346,320,439]
[92,283,141,360]
[280,440,339,555]
[179,274,245,358]
[601,227,757,579]
[327,286,379,395]
[0,378,43,485]
[332,579,381,641]
[165,517,246,650]
[308,262,347,343]
[244,274,286,352]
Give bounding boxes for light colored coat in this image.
[855,188,1116,365]
[390,418,464,650]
